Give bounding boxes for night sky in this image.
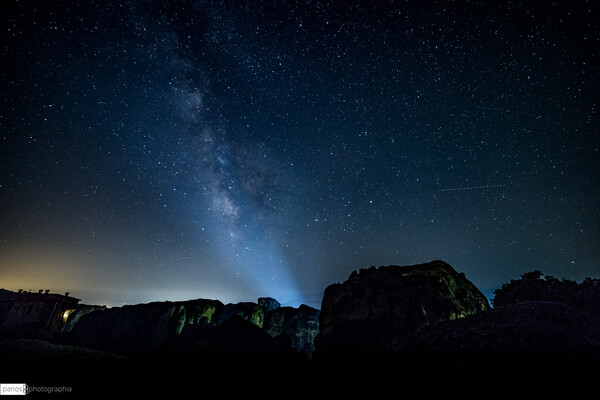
[1,0,598,308]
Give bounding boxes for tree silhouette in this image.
[521,270,543,280]
[493,270,600,316]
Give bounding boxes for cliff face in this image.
[155,315,296,359]
[62,304,107,333]
[66,296,319,357]
[314,260,489,357]
[66,298,223,354]
[264,304,320,357]
[216,302,266,328]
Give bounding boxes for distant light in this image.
[62,309,75,323]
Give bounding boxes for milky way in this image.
[1,1,598,307]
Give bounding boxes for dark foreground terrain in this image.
[1,261,599,398]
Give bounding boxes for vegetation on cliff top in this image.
[493,270,600,315]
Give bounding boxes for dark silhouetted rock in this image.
[61,304,107,333]
[66,296,319,358]
[264,304,319,357]
[314,260,489,358]
[156,315,294,358]
[66,298,223,355]
[218,301,266,327]
[258,296,281,312]
[6,263,600,398]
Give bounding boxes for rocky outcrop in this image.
[312,261,600,397]
[66,298,224,354]
[216,301,266,328]
[6,261,600,398]
[62,304,107,333]
[264,304,320,357]
[155,315,297,359]
[314,260,489,357]
[258,297,281,312]
[66,296,319,357]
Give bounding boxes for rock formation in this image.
[9,261,600,398]
[314,260,489,357]
[65,298,223,354]
[258,296,281,312]
[155,315,297,359]
[216,301,266,328]
[66,296,319,357]
[312,262,600,397]
[61,304,107,333]
[264,304,320,357]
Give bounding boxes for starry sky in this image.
[1,0,598,308]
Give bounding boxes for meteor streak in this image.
[501,240,518,249]
[439,184,506,192]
